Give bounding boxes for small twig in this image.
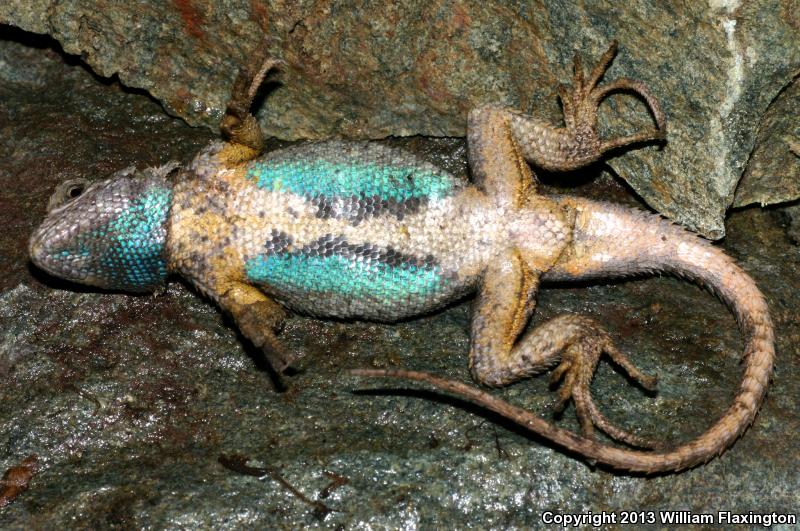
[493,426,510,460]
[218,454,333,517]
[319,471,349,499]
[462,420,488,452]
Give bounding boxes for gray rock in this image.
[2,2,800,237]
[778,202,800,244]
[734,78,800,208]
[1,27,798,529]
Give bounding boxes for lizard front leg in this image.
[218,43,283,165]
[214,280,296,374]
[469,251,658,448]
[506,41,666,172]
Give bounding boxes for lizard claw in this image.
[512,41,667,173]
[219,44,284,162]
[548,319,660,449]
[560,41,666,164]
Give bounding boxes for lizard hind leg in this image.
[475,311,659,449]
[511,41,666,172]
[467,255,659,448]
[545,316,661,449]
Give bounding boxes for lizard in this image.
[28,42,774,474]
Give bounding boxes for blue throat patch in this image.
[48,184,176,291]
[49,184,172,291]
[97,186,173,290]
[96,187,172,291]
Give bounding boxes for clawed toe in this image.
[547,321,660,449]
[510,41,667,173]
[220,47,284,160]
[549,341,600,416]
[551,369,573,414]
[587,40,618,90]
[604,344,658,391]
[559,40,666,161]
[580,389,663,450]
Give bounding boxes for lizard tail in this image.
[354,199,775,473]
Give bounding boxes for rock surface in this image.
[1,27,799,529]
[2,2,800,237]
[734,77,800,208]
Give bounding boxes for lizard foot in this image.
[510,40,667,172]
[214,282,299,374]
[560,40,666,156]
[548,320,661,449]
[219,41,284,163]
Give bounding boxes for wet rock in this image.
[777,202,800,244]
[734,77,800,208]
[1,27,799,528]
[2,2,800,236]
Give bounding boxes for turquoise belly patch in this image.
[245,141,460,203]
[245,234,445,303]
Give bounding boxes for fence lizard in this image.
[29,42,774,473]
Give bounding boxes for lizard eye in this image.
[47,178,92,212]
[67,184,84,198]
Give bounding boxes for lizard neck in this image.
[106,177,175,291]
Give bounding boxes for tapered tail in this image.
[355,200,774,473]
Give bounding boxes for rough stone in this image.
[1,28,799,529]
[734,77,800,208]
[1,2,800,237]
[777,202,800,245]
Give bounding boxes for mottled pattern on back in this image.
[245,141,461,223]
[237,142,471,319]
[169,141,486,321]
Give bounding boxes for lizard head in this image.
[29,162,179,292]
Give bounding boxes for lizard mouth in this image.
[28,196,96,283]
[28,221,55,272]
[29,224,76,280]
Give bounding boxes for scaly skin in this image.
[28,42,774,473]
[357,198,775,472]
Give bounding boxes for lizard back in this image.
[169,141,484,320]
